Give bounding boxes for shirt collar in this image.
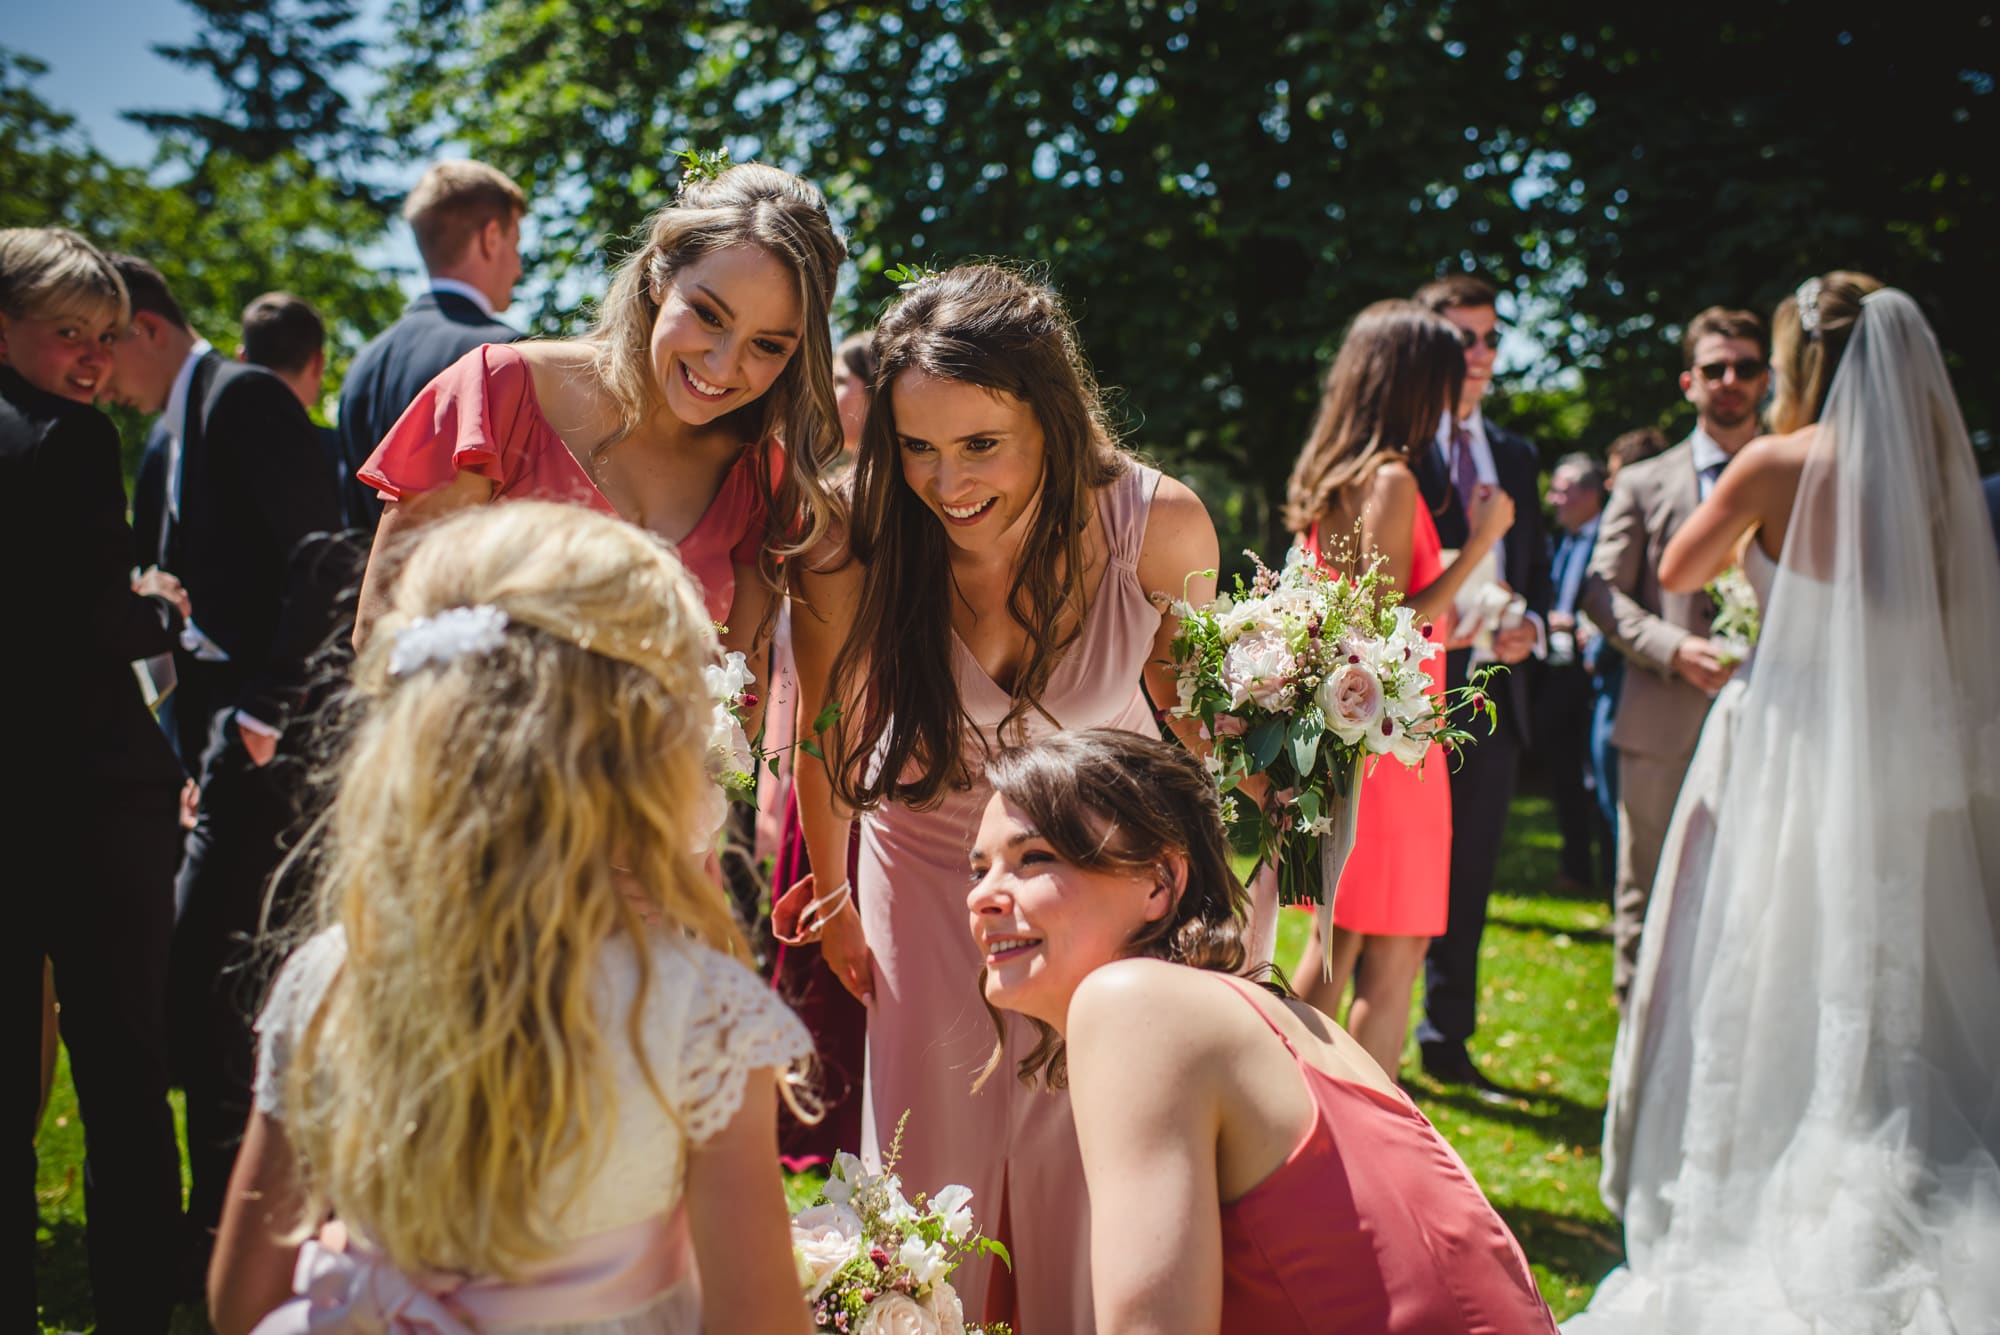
[429,278,496,318]
[1690,425,1732,474]
[1570,513,1601,543]
[163,339,213,437]
[1436,406,1488,453]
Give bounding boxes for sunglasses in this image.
[1456,328,1503,351]
[1696,358,1767,384]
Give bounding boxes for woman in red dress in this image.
[351,162,848,654]
[1283,300,1514,1078]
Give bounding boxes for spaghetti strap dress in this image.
[1213,976,1557,1333]
[1304,500,1452,935]
[857,463,1165,1334]
[357,343,771,626]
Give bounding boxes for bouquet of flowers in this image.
[1168,547,1495,957]
[790,1130,1011,1335]
[1706,565,1760,666]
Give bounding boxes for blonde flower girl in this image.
[208,500,814,1334]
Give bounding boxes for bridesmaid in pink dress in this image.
[351,162,849,653]
[788,266,1223,1332]
[1282,301,1515,1078]
[971,730,1557,1335]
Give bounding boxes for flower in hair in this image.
[1796,277,1823,339]
[675,145,733,192]
[884,261,943,290]
[388,605,511,677]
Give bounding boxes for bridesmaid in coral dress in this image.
[351,162,847,653]
[971,730,1557,1335]
[1283,301,1515,1079]
[789,266,1224,1333]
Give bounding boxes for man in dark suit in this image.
[108,256,344,1258]
[336,159,524,534]
[3,227,189,1332]
[1534,452,1613,892]
[1410,275,1552,1096]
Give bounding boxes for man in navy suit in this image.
[335,160,524,534]
[1534,453,1614,893]
[108,256,344,1261]
[1410,275,1552,1097]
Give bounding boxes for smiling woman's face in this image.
[890,370,1046,556]
[647,243,803,427]
[966,792,1169,1033]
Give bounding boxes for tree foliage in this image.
[374,0,1993,556]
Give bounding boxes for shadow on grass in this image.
[33,1215,92,1333]
[1498,1200,1627,1289]
[1418,1084,1607,1149]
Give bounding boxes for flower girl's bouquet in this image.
[790,1131,1012,1335]
[1168,548,1495,956]
[1706,565,1760,666]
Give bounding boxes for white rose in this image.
[1221,630,1296,709]
[925,1279,968,1335]
[790,1203,863,1300]
[856,1291,940,1335]
[1316,662,1384,745]
[898,1235,951,1288]
[927,1183,975,1242]
[1386,719,1432,767]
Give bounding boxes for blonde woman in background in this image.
[209,502,813,1334]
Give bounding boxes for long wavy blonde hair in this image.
[283,501,748,1276]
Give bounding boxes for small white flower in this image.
[898,1235,951,1288]
[928,1183,975,1241]
[703,650,756,701]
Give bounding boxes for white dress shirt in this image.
[1435,407,1500,488]
[1691,426,1732,500]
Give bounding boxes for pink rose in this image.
[857,1291,941,1335]
[1316,662,1384,745]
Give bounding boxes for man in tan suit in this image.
[1580,306,1768,1001]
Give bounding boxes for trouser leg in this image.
[1418,711,1521,1055]
[1610,747,1694,1003]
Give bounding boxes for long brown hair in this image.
[1771,271,1884,434]
[975,729,1262,1091]
[1282,299,1464,537]
[588,162,848,620]
[827,265,1127,811]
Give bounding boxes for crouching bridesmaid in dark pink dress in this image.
[968,729,1558,1335]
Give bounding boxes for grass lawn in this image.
[33,791,1624,1330]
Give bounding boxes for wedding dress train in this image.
[1569,290,2000,1334]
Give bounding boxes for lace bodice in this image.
[255,927,812,1242]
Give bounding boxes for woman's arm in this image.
[207,1109,307,1335]
[351,468,494,648]
[1351,464,1512,625]
[1659,434,1794,593]
[1067,963,1227,1335]
[1135,475,1222,758]
[685,1068,814,1335]
[720,563,777,745]
[788,547,872,1004]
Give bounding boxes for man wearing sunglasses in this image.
[1409,274,1552,1099]
[1579,305,1768,1008]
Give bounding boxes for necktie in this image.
[1554,533,1582,615]
[1699,459,1725,500]
[1452,421,1479,512]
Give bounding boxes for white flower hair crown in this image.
[388,604,511,677]
[1796,277,1823,340]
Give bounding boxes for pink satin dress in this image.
[1305,499,1452,935]
[358,343,771,625]
[858,464,1165,1334]
[1215,977,1557,1333]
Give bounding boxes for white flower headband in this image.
[388,604,512,677]
[1796,277,1823,340]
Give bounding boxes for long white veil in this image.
[1571,289,2000,1332]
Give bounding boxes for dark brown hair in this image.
[1283,300,1464,537]
[826,264,1128,811]
[241,291,325,375]
[1771,271,1884,435]
[589,162,849,627]
[1607,426,1669,473]
[836,330,878,386]
[403,160,527,272]
[107,254,188,330]
[976,729,1259,1090]
[1681,306,1768,368]
[1413,273,1498,315]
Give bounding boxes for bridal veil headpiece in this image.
[388,604,512,677]
[1796,276,1824,339]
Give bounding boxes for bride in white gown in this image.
[1572,275,2000,1333]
